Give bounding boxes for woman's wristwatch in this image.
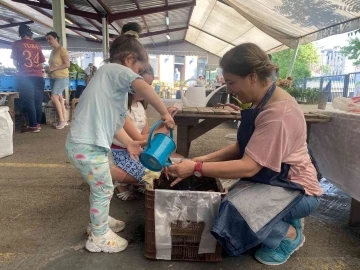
[194,161,203,177]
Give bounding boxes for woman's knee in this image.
[285,195,320,220]
[51,95,60,102]
[110,164,127,182]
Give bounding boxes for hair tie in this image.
[124,30,139,39]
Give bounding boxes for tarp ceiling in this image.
[186,0,360,57]
[0,0,360,58]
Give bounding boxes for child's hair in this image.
[140,63,154,78]
[220,43,278,83]
[46,31,60,42]
[107,32,148,65]
[121,22,142,35]
[128,63,154,112]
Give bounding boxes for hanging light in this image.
[166,34,170,40]
[65,18,74,25]
[89,34,97,40]
[166,16,169,26]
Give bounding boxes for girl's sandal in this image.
[114,183,137,201]
[134,185,146,194]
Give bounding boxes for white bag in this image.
[0,106,13,158]
[332,96,360,113]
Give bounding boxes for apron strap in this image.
[256,83,276,109]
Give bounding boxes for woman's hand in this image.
[45,66,51,73]
[167,159,196,187]
[127,140,147,161]
[161,113,175,130]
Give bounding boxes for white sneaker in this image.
[86,229,128,253]
[56,121,67,129]
[87,216,125,235]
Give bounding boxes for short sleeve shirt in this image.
[49,47,69,78]
[11,39,45,77]
[245,99,323,196]
[67,63,142,149]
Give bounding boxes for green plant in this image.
[272,43,320,79]
[69,62,84,73]
[341,37,360,66]
[283,86,320,104]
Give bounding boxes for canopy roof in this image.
[0,0,359,56]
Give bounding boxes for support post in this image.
[102,17,109,59]
[343,74,350,97]
[288,39,301,77]
[52,0,69,102]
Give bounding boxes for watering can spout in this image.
[204,84,227,105]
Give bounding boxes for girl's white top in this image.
[112,102,147,148]
[67,63,141,149]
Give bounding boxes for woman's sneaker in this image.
[86,229,128,253]
[56,121,67,129]
[87,216,125,236]
[254,227,305,265]
[22,126,40,133]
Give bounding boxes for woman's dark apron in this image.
[211,83,322,256]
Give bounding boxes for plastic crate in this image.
[0,76,16,92]
[69,79,77,91]
[44,78,51,90]
[77,79,86,87]
[77,73,87,80]
[145,177,225,262]
[69,72,77,79]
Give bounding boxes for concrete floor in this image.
[0,104,360,270]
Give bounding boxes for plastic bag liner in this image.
[154,189,221,260]
[0,106,13,159]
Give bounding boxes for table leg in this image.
[7,95,17,131]
[349,198,360,226]
[176,125,191,157]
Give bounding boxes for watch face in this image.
[194,171,201,177]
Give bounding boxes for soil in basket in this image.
[154,173,219,192]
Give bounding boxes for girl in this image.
[46,31,70,130]
[110,64,177,200]
[65,32,175,254]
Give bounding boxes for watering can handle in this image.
[180,78,205,90]
[147,120,174,149]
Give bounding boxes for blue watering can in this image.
[139,120,176,172]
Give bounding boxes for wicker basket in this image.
[44,106,70,124]
[145,183,225,262]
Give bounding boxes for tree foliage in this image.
[271,43,320,79]
[340,37,360,66]
[320,65,332,75]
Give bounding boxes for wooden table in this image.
[0,92,19,131]
[174,107,331,157]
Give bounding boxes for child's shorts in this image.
[111,147,146,183]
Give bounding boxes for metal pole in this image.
[52,0,69,102]
[102,16,108,59]
[288,39,301,77]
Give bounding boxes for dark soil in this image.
[153,172,219,192]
